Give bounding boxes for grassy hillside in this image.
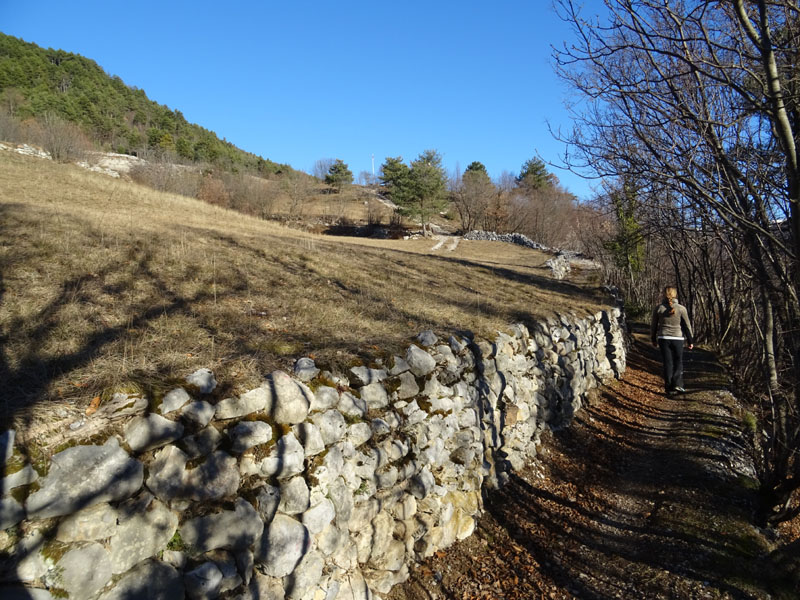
[0,32,290,174]
[0,152,609,430]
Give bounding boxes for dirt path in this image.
[387,331,797,599]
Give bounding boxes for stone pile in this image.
[463,230,550,251]
[0,309,625,600]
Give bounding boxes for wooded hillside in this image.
[0,33,291,175]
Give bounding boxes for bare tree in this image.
[554,0,800,524]
[312,158,335,181]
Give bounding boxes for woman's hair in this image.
[664,286,678,315]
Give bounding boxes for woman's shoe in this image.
[674,387,686,394]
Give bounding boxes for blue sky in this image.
[1,0,605,200]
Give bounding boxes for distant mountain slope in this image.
[0,32,291,175]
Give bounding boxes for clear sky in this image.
[1,0,605,200]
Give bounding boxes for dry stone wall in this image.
[0,309,626,600]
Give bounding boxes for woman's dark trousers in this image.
[658,338,684,392]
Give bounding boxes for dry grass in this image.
[0,152,610,429]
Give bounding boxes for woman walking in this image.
[650,286,694,396]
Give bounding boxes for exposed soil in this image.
[387,328,799,600]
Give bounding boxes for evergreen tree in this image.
[324,159,353,192]
[379,156,413,205]
[516,157,551,190]
[408,149,448,229]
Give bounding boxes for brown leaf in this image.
[85,396,101,416]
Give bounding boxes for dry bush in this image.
[223,172,278,218]
[0,107,25,144]
[197,173,231,208]
[31,112,90,162]
[129,160,201,197]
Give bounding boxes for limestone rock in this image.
[124,413,184,452]
[416,330,438,347]
[56,502,117,542]
[3,465,38,491]
[109,496,178,574]
[55,542,112,598]
[256,484,281,523]
[257,514,309,578]
[310,386,339,412]
[184,451,240,501]
[97,393,148,420]
[180,498,262,553]
[161,387,192,414]
[181,400,216,427]
[278,476,310,515]
[285,550,324,599]
[349,366,388,387]
[389,356,411,376]
[215,388,268,420]
[0,496,24,530]
[338,392,367,419]
[184,562,223,600]
[259,432,304,479]
[397,372,419,399]
[311,410,347,445]
[97,560,183,600]
[360,382,389,409]
[406,345,436,377]
[264,371,312,424]
[181,426,222,458]
[228,421,273,453]
[293,357,320,382]
[238,572,284,600]
[26,438,143,519]
[187,368,217,394]
[346,422,372,447]
[292,422,325,457]
[302,498,336,534]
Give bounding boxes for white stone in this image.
[406,345,436,377]
[161,387,192,414]
[302,498,336,534]
[56,502,117,542]
[256,484,281,523]
[338,392,367,419]
[311,386,339,411]
[26,438,143,519]
[97,560,183,600]
[346,422,372,447]
[259,432,304,479]
[228,420,273,453]
[312,410,347,445]
[279,476,310,515]
[294,357,320,382]
[349,366,388,386]
[293,422,325,457]
[55,542,112,598]
[124,413,184,452]
[185,562,223,600]
[285,550,324,599]
[257,514,309,578]
[180,498,263,553]
[264,371,312,424]
[180,400,216,427]
[215,387,268,420]
[110,496,178,574]
[187,368,217,393]
[360,383,389,409]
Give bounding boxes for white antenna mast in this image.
[371,154,375,177]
